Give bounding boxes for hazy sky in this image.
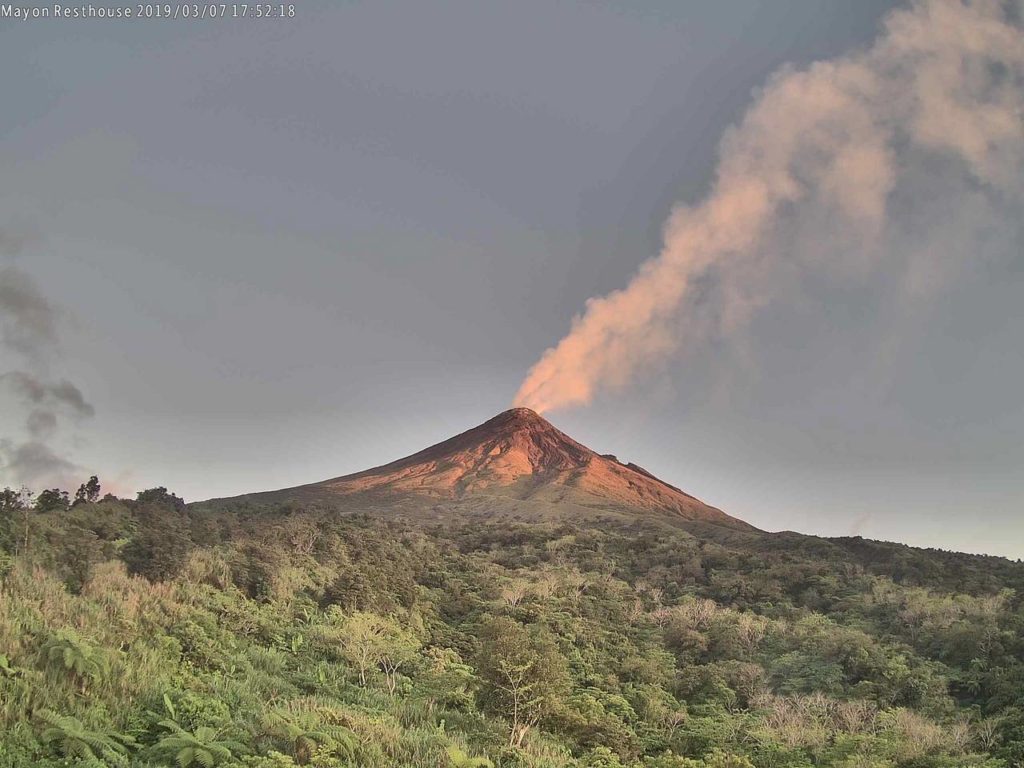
[2,1,1022,559]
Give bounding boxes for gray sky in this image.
[2,1,1022,559]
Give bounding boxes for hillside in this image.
[2,416,1024,768]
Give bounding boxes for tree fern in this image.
[39,632,106,693]
[152,720,247,767]
[37,709,134,767]
[262,708,356,764]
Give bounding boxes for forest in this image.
[2,480,1023,767]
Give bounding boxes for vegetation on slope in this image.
[1,481,1023,767]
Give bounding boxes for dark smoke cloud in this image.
[0,230,32,257]
[0,440,78,488]
[1,372,95,418]
[25,410,58,440]
[0,265,59,359]
[1,228,95,490]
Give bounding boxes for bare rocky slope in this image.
[211,407,754,531]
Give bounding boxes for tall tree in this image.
[73,475,101,506]
[476,617,570,747]
[337,611,385,687]
[135,486,185,511]
[35,488,69,513]
[121,503,191,582]
[377,620,421,696]
[0,487,25,514]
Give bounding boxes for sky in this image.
[2,1,1022,559]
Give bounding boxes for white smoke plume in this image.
[515,0,1024,414]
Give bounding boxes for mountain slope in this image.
[216,408,752,530]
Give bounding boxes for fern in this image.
[37,709,134,767]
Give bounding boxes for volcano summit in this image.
[216,408,752,531]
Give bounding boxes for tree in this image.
[0,486,26,514]
[417,647,478,712]
[332,611,421,692]
[121,504,191,582]
[35,488,69,512]
[136,486,185,511]
[476,617,570,747]
[73,475,101,506]
[580,746,625,768]
[59,524,105,591]
[336,612,384,687]
[377,620,421,695]
[37,710,135,766]
[0,486,33,555]
[152,721,247,767]
[701,751,756,768]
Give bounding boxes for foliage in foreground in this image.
[1,484,1024,767]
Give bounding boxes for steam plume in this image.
[515,0,1024,414]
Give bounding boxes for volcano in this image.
[216,408,753,531]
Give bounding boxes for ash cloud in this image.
[515,0,1024,414]
[0,229,33,258]
[1,371,95,419]
[0,230,94,490]
[25,410,58,440]
[0,440,78,488]
[0,265,59,359]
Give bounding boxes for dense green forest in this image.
[2,481,1024,767]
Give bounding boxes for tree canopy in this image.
[1,483,1023,766]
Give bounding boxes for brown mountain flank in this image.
[232,408,753,531]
